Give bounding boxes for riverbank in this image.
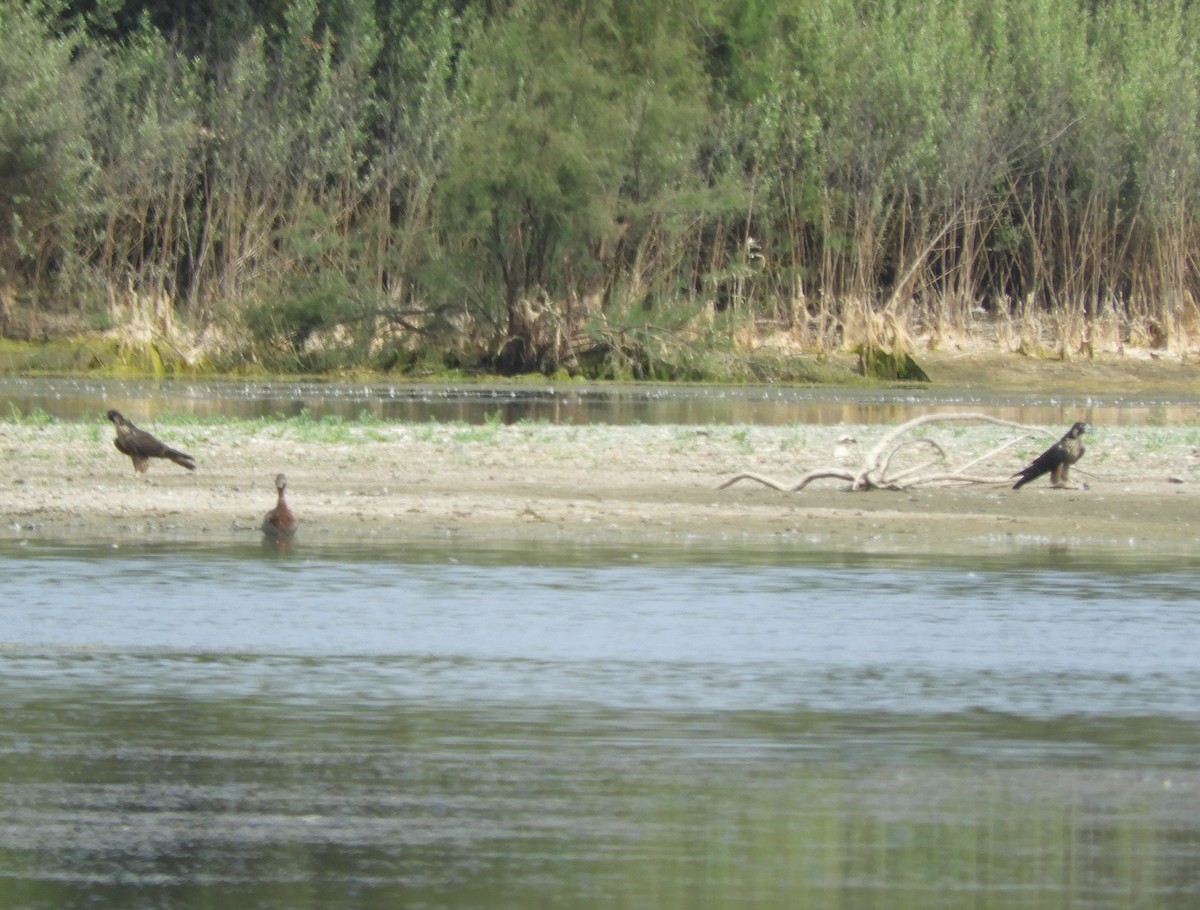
[2,418,1197,552]
[4,335,1200,392]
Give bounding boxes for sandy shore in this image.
[2,416,1198,552]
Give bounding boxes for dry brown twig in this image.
[718,413,1053,493]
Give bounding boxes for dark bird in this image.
[262,473,298,538]
[1011,422,1088,489]
[106,409,196,474]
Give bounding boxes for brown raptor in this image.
[1011,422,1088,489]
[106,409,196,474]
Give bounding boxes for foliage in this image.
[0,1,92,335]
[434,0,712,373]
[5,0,1200,377]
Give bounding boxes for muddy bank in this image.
[921,346,1200,395]
[1,418,1197,552]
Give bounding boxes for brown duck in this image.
[262,473,298,538]
[106,409,196,474]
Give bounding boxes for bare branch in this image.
[875,437,946,482]
[886,458,945,484]
[896,472,1012,487]
[954,433,1039,475]
[792,469,858,491]
[862,413,1031,469]
[717,472,803,492]
[719,413,1058,494]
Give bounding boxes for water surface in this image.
[2,375,1197,426]
[2,538,1199,908]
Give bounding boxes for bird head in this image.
[1068,421,1089,437]
[105,409,123,424]
[275,474,288,492]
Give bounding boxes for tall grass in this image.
[2,0,1199,378]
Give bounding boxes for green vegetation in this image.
[450,409,505,444]
[3,0,1200,380]
[5,404,59,429]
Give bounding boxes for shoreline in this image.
[3,419,1197,553]
[3,340,1200,392]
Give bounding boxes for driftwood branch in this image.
[877,438,945,481]
[720,413,1055,493]
[790,469,857,491]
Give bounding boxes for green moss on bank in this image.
[0,336,865,386]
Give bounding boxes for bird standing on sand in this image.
[262,473,298,538]
[1011,422,1088,489]
[106,409,196,474]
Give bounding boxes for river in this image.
[2,537,1199,909]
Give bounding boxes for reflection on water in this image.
[2,375,1198,426]
[2,538,1199,908]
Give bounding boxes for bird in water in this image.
[262,473,298,538]
[1011,422,1088,489]
[106,409,196,474]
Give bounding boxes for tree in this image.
[435,0,709,372]
[0,2,91,335]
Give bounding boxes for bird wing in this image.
[120,427,196,469]
[1027,442,1066,475]
[1011,440,1066,487]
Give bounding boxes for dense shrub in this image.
[3,0,1200,374]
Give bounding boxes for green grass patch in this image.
[6,404,57,426]
[452,409,505,444]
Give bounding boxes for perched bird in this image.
[106,409,196,474]
[1011,422,1088,489]
[262,473,298,538]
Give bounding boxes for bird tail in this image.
[168,449,197,471]
[1011,471,1031,489]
